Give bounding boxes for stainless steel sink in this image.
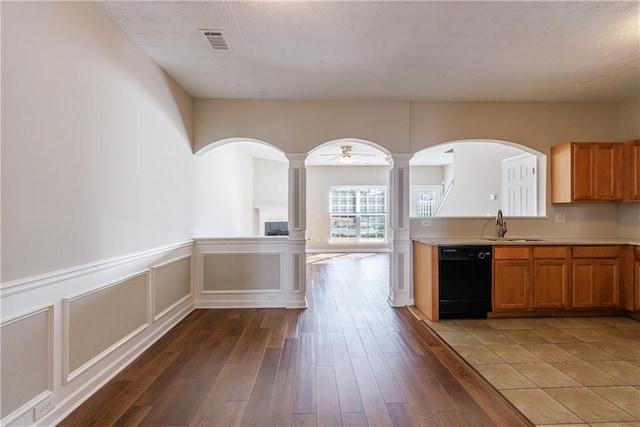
[482,237,546,242]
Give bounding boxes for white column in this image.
[388,154,414,307]
[286,154,307,308]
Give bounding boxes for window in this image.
[330,186,386,242]
[410,185,443,217]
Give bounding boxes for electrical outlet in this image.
[267,295,276,301]
[555,212,566,223]
[33,397,54,421]
[421,220,431,227]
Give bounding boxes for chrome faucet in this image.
[496,209,508,238]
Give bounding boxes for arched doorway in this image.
[304,138,396,304]
[194,138,288,237]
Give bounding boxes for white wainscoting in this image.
[0,241,194,427]
[62,271,150,384]
[152,255,192,321]
[0,305,53,425]
[194,237,307,309]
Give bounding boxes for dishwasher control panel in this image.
[439,245,492,260]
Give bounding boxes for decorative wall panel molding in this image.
[152,255,192,321]
[63,272,149,383]
[0,305,53,424]
[0,241,193,427]
[202,253,282,292]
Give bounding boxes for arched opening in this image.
[305,138,392,250]
[410,139,547,217]
[194,138,289,237]
[304,138,393,303]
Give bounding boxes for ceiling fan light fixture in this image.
[339,154,354,164]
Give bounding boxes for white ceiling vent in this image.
[200,30,229,50]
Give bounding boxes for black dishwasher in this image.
[439,245,492,319]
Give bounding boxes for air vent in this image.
[200,30,229,50]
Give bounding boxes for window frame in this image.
[329,186,387,243]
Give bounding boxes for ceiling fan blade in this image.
[352,152,376,157]
[323,155,342,161]
[319,153,342,156]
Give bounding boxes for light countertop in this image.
[413,237,640,246]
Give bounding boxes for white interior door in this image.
[502,154,537,216]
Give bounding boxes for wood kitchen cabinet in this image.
[412,240,439,321]
[493,247,532,311]
[494,246,570,312]
[635,246,640,311]
[532,246,570,309]
[623,139,640,202]
[572,246,620,309]
[551,142,623,203]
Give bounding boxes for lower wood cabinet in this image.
[533,247,570,309]
[635,246,640,311]
[493,247,532,311]
[494,260,531,310]
[493,245,621,313]
[571,246,620,309]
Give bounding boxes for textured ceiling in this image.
[96,1,639,102]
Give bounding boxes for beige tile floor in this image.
[424,316,640,426]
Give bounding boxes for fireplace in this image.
[265,221,289,236]
[257,207,288,237]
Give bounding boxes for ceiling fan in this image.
[320,145,376,164]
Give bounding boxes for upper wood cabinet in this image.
[551,142,623,203]
[623,139,640,202]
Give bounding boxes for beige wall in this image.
[409,102,622,153]
[193,99,411,154]
[1,1,195,282]
[619,97,640,141]
[194,100,628,155]
[194,99,638,239]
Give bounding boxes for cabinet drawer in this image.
[533,246,569,259]
[572,245,620,258]
[494,246,531,260]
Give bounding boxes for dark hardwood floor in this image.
[59,253,531,426]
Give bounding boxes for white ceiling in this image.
[96,1,639,102]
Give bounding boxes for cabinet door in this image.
[533,259,570,309]
[595,259,619,308]
[572,144,595,201]
[635,260,640,312]
[593,143,623,201]
[625,140,640,201]
[572,260,596,308]
[494,260,531,310]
